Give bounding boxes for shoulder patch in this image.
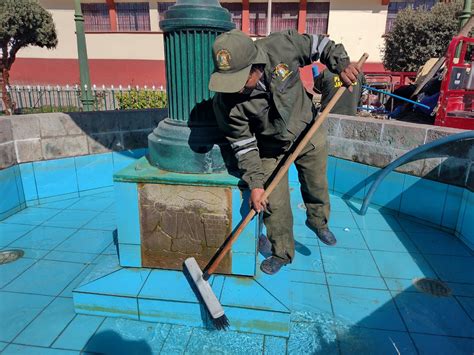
[273,63,293,81]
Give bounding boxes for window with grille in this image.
[116,2,151,32]
[386,0,437,33]
[249,3,267,36]
[306,2,329,35]
[221,3,243,30]
[81,3,111,32]
[271,3,298,32]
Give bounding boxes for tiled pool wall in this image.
[0,111,472,248]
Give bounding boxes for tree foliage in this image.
[382,1,461,72]
[0,0,57,114]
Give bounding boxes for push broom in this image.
[185,53,369,330]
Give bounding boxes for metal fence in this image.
[1,84,166,114]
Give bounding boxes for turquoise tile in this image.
[364,166,405,211]
[0,291,53,342]
[118,243,141,267]
[0,223,35,246]
[459,190,474,246]
[232,252,256,276]
[289,163,298,184]
[0,166,22,215]
[456,189,469,234]
[2,344,79,354]
[441,185,464,230]
[220,276,288,312]
[13,165,25,206]
[3,207,59,226]
[0,205,24,221]
[82,212,116,231]
[74,292,139,319]
[352,213,403,231]
[264,336,287,355]
[372,250,436,279]
[82,317,169,354]
[338,327,416,355]
[329,195,352,212]
[290,281,331,316]
[446,282,474,297]
[362,229,418,253]
[255,261,290,309]
[326,274,386,290]
[75,153,114,191]
[330,285,406,331]
[67,195,114,212]
[79,186,114,197]
[42,209,98,229]
[44,250,98,264]
[394,291,474,337]
[140,269,203,303]
[0,342,7,351]
[15,297,76,347]
[288,317,339,354]
[411,333,474,355]
[407,230,471,256]
[457,296,474,320]
[114,182,140,244]
[397,216,442,234]
[385,278,415,294]
[329,227,367,249]
[26,199,40,207]
[424,254,474,284]
[160,325,193,354]
[37,197,80,210]
[321,247,380,277]
[138,298,205,327]
[0,256,36,288]
[77,268,150,297]
[60,263,98,298]
[52,314,104,351]
[231,187,257,254]
[327,211,358,229]
[333,159,368,200]
[290,243,323,272]
[227,306,289,336]
[112,148,148,173]
[38,192,79,205]
[55,229,113,254]
[33,157,79,199]
[19,163,38,203]
[11,248,49,260]
[327,156,336,192]
[186,326,265,353]
[293,223,319,245]
[11,226,76,250]
[289,269,326,284]
[400,175,448,226]
[4,260,85,296]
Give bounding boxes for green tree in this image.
[382,1,461,72]
[0,0,57,115]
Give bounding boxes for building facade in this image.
[11,0,439,87]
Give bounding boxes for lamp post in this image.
[148,0,235,173]
[74,0,94,111]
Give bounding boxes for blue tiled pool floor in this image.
[1,189,473,354]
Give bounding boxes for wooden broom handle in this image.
[204,53,369,278]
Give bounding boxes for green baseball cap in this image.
[209,29,266,93]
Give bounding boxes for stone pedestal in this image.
[113,156,257,277]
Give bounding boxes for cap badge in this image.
[216,49,232,71]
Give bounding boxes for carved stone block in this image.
[139,183,232,273]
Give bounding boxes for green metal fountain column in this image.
[148,0,235,173]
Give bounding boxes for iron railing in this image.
[1,84,166,114]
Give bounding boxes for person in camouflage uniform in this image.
[210,29,359,275]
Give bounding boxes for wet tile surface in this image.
[1,191,473,353]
